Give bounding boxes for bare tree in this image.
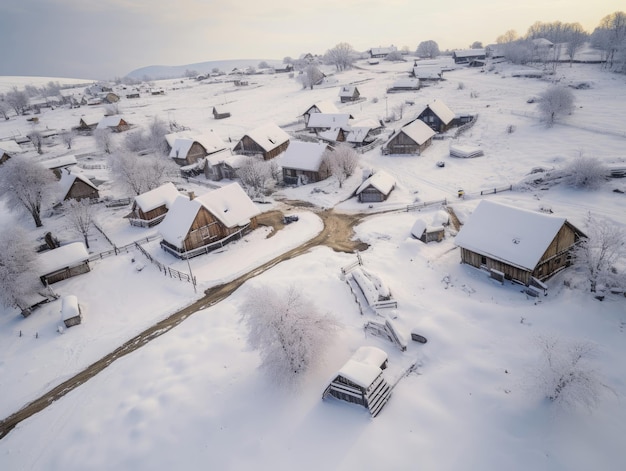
[323,144,359,188]
[470,41,483,49]
[538,85,575,127]
[573,214,625,293]
[94,128,114,154]
[384,50,405,62]
[64,199,95,249]
[5,87,29,115]
[496,29,518,44]
[299,64,324,90]
[503,38,534,64]
[530,335,607,411]
[109,151,177,196]
[324,42,355,71]
[0,156,58,227]
[0,100,10,120]
[565,23,589,66]
[592,11,626,70]
[27,131,44,154]
[237,157,272,197]
[60,130,76,150]
[148,116,169,155]
[0,227,39,311]
[241,285,340,387]
[562,155,607,190]
[416,40,440,58]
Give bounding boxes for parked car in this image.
[283,215,299,224]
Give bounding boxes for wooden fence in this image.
[406,198,448,212]
[134,242,197,287]
[478,184,512,196]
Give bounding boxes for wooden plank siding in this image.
[418,108,453,133]
[129,204,169,227]
[65,180,99,201]
[182,207,258,252]
[172,142,207,166]
[385,131,432,155]
[40,262,91,286]
[234,136,289,160]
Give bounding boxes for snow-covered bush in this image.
[562,156,607,190]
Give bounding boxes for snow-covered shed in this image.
[412,66,443,81]
[129,182,180,227]
[306,113,353,132]
[387,78,420,92]
[232,122,290,160]
[323,346,392,417]
[41,155,78,178]
[159,183,260,258]
[356,170,396,203]
[38,242,90,286]
[416,99,456,133]
[166,130,227,167]
[384,120,435,155]
[411,218,444,243]
[301,100,340,126]
[96,115,130,132]
[58,169,99,202]
[454,200,586,286]
[338,85,360,103]
[452,48,486,64]
[77,114,102,131]
[61,295,82,328]
[280,141,332,185]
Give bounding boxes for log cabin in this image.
[233,122,290,160]
[383,119,435,155]
[129,182,180,227]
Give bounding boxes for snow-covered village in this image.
[1,8,626,471]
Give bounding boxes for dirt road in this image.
[0,207,369,440]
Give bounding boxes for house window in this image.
[480,255,487,265]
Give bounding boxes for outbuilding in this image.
[61,295,82,328]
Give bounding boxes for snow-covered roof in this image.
[96,115,126,129]
[0,140,24,154]
[454,200,568,272]
[411,219,427,238]
[338,346,387,388]
[304,100,339,115]
[38,242,89,275]
[166,130,227,157]
[391,78,419,89]
[58,170,98,198]
[306,113,352,129]
[370,46,397,56]
[338,85,358,98]
[159,183,260,247]
[454,49,486,58]
[422,99,455,125]
[79,114,102,126]
[40,155,77,170]
[412,66,442,79]
[356,170,396,196]
[61,295,80,321]
[134,182,180,213]
[243,122,289,152]
[279,141,328,172]
[532,38,554,47]
[391,119,435,145]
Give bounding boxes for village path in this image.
[0,204,371,441]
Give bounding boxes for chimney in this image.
[188,191,195,200]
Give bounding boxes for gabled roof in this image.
[303,100,339,116]
[391,78,419,89]
[356,170,396,196]
[420,99,455,125]
[58,169,98,198]
[96,115,126,129]
[338,346,387,388]
[159,183,260,247]
[79,114,102,126]
[0,140,24,154]
[279,141,329,172]
[134,182,180,213]
[166,130,227,157]
[454,48,486,58]
[338,85,358,97]
[454,200,571,272]
[40,155,78,170]
[369,46,397,56]
[307,113,353,129]
[412,66,443,80]
[38,242,89,276]
[389,119,435,145]
[242,122,290,152]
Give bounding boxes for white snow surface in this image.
[37,242,89,275]
[1,59,626,471]
[279,141,328,172]
[356,170,396,196]
[133,182,180,213]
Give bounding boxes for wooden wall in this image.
[387,131,431,155]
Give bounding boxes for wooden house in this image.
[416,99,456,132]
[77,114,101,131]
[0,140,23,164]
[452,49,486,64]
[129,182,180,227]
[387,78,420,92]
[96,115,130,133]
[166,130,228,167]
[316,127,348,144]
[356,170,395,203]
[38,242,90,286]
[61,295,82,328]
[301,100,340,126]
[212,106,231,119]
[339,85,361,103]
[158,183,260,259]
[233,122,290,160]
[383,119,435,155]
[280,141,332,185]
[412,66,443,82]
[59,169,99,201]
[344,119,385,148]
[323,346,392,417]
[368,46,397,58]
[306,113,353,133]
[204,151,245,181]
[454,200,586,287]
[41,155,78,179]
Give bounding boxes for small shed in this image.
[387,78,420,92]
[356,170,396,203]
[77,115,101,131]
[339,85,361,103]
[323,346,392,417]
[411,218,445,243]
[38,242,90,286]
[301,101,340,126]
[412,66,443,81]
[306,113,353,133]
[384,119,435,155]
[129,182,180,227]
[280,141,332,185]
[59,169,99,201]
[61,295,82,328]
[96,115,130,133]
[40,155,78,178]
[212,106,231,119]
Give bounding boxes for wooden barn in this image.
[339,85,361,103]
[96,115,130,133]
[59,169,99,201]
[76,114,101,131]
[452,49,486,64]
[344,119,385,148]
[129,182,180,227]
[280,141,332,185]
[38,242,90,286]
[301,100,340,127]
[454,200,586,287]
[387,78,420,92]
[356,170,396,203]
[306,113,353,133]
[411,218,445,243]
[323,346,392,417]
[416,99,456,133]
[368,46,397,58]
[158,183,260,259]
[212,106,231,119]
[61,295,82,328]
[412,65,443,82]
[233,122,290,160]
[166,130,228,167]
[383,119,435,155]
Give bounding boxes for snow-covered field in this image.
[0,57,625,470]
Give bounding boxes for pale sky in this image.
[0,0,622,80]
